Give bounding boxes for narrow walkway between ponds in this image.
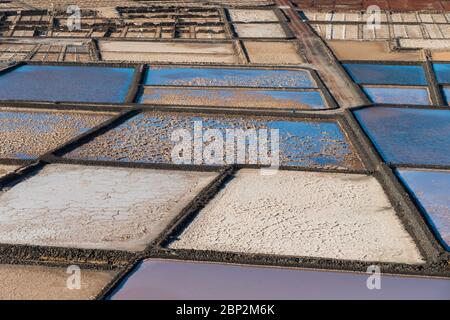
[277,0,368,109]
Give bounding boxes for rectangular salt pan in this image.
[64,112,363,170]
[0,109,113,160]
[108,259,449,300]
[139,88,327,110]
[443,87,450,105]
[433,63,450,84]
[144,67,316,88]
[0,65,134,103]
[396,169,450,251]
[0,164,218,251]
[0,264,115,300]
[362,86,430,105]
[354,107,450,166]
[170,170,423,264]
[343,63,428,85]
[234,23,287,38]
[228,9,280,22]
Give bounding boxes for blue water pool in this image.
[354,107,450,166]
[443,86,450,105]
[396,169,450,251]
[108,259,450,300]
[362,86,430,105]
[0,65,134,103]
[433,63,450,84]
[343,63,428,86]
[144,67,316,88]
[65,112,363,170]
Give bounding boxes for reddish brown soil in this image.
[291,0,450,11]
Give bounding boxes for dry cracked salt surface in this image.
[170,170,424,264]
[99,41,239,64]
[234,23,287,38]
[228,9,280,22]
[0,108,114,160]
[0,264,115,300]
[0,164,218,251]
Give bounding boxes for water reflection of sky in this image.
[443,87,450,106]
[433,64,450,84]
[354,107,450,166]
[396,169,450,251]
[0,65,134,103]
[108,259,450,300]
[343,64,428,86]
[66,113,359,169]
[145,67,316,88]
[362,86,430,105]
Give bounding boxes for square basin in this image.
[139,88,328,110]
[433,63,450,84]
[354,107,450,166]
[0,108,114,160]
[0,164,218,251]
[362,86,430,105]
[343,63,428,85]
[144,67,316,88]
[234,23,287,38]
[396,169,450,251]
[108,259,449,300]
[169,170,423,264]
[64,111,364,171]
[0,264,115,300]
[0,65,134,103]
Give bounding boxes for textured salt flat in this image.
[144,66,316,88]
[0,165,19,178]
[99,41,239,63]
[244,41,304,64]
[65,112,364,171]
[228,9,279,22]
[0,264,115,300]
[234,24,286,38]
[0,108,113,160]
[431,51,450,61]
[400,39,450,50]
[327,41,422,61]
[139,88,327,110]
[0,165,218,251]
[171,170,424,264]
